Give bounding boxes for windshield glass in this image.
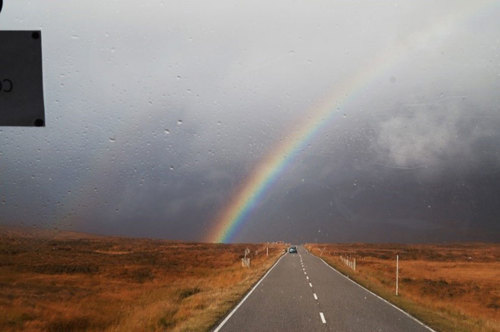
[1,1,499,243]
[1,1,499,331]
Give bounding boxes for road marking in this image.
[314,255,437,332]
[306,276,309,280]
[319,312,326,324]
[313,293,318,300]
[304,271,307,275]
[213,254,286,332]
[309,282,313,287]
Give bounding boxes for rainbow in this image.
[205,0,497,243]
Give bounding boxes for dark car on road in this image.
[288,246,297,253]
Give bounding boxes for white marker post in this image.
[396,254,399,296]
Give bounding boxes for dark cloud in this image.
[1,0,499,242]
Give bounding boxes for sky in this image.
[1,0,499,243]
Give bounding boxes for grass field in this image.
[0,227,286,331]
[305,243,500,332]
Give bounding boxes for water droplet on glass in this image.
[164,129,170,135]
[177,120,183,125]
[109,137,116,142]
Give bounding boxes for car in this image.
[288,246,297,253]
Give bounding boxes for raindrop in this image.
[169,165,174,171]
[177,120,183,125]
[164,129,170,135]
[109,137,116,142]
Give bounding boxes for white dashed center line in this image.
[300,250,325,328]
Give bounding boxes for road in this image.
[215,246,433,332]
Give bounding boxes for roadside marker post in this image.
[242,248,251,267]
[396,254,399,296]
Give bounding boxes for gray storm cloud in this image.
[1,0,499,242]
[372,93,500,173]
[377,101,478,169]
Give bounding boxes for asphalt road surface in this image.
[215,246,434,332]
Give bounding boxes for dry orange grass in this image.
[305,243,500,332]
[0,228,286,331]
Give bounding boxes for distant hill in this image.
[0,225,104,240]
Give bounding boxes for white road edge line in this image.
[313,293,318,300]
[309,282,313,287]
[213,253,286,332]
[319,312,326,324]
[306,276,309,280]
[311,253,437,332]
